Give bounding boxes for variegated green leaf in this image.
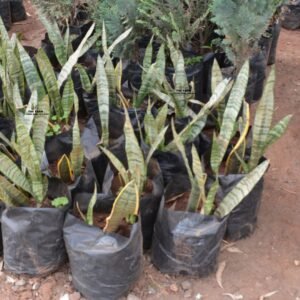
[39,15,67,66]
[167,36,179,66]
[13,83,24,110]
[105,56,117,106]
[61,76,74,120]
[213,61,249,172]
[36,48,63,118]
[57,154,74,183]
[100,146,129,184]
[96,55,109,146]
[76,64,92,93]
[0,17,9,43]
[107,27,133,56]
[70,93,84,178]
[32,95,50,161]
[86,183,97,226]
[23,89,38,133]
[15,112,44,203]
[156,104,168,133]
[79,31,101,57]
[142,36,153,81]
[17,41,45,98]
[0,175,29,206]
[0,151,32,194]
[264,115,292,151]
[214,160,269,218]
[124,107,146,193]
[58,23,95,88]
[203,179,219,215]
[249,67,275,170]
[156,44,166,84]
[144,102,157,146]
[104,180,139,233]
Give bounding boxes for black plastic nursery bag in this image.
[2,207,67,275]
[63,214,143,300]
[151,199,227,277]
[10,0,26,22]
[268,21,281,65]
[282,3,300,30]
[217,175,264,241]
[0,2,11,29]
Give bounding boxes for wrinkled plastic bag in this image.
[64,213,143,300]
[151,199,227,276]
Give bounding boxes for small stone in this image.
[69,292,81,300]
[294,260,300,266]
[195,293,203,300]
[148,286,156,295]
[60,294,69,300]
[181,280,192,291]
[6,276,16,284]
[68,274,73,282]
[170,283,179,293]
[15,279,26,286]
[127,293,141,300]
[184,290,193,298]
[265,276,272,281]
[32,282,40,290]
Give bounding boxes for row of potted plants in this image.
[0,12,291,300]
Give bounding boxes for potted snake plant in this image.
[0,94,70,275]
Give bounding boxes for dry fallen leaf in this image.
[259,290,278,300]
[216,261,226,289]
[223,293,244,299]
[226,247,244,254]
[221,243,236,251]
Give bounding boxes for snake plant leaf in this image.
[155,44,166,84]
[58,23,95,88]
[107,27,133,56]
[39,15,67,66]
[61,76,74,120]
[99,146,129,184]
[146,126,169,165]
[0,175,29,206]
[166,78,231,152]
[15,112,45,203]
[249,67,275,170]
[105,56,117,106]
[79,31,101,57]
[124,107,146,193]
[142,36,154,81]
[17,41,45,99]
[115,60,123,93]
[151,89,174,108]
[63,25,71,56]
[104,180,139,233]
[144,102,157,146]
[96,55,110,146]
[36,48,63,118]
[156,104,168,133]
[86,184,98,226]
[32,95,50,161]
[70,93,84,178]
[214,160,269,218]
[13,82,23,110]
[135,63,158,107]
[23,89,38,133]
[263,115,292,151]
[167,36,179,66]
[0,151,32,194]
[213,61,249,172]
[0,17,9,42]
[57,154,74,183]
[171,120,193,183]
[210,132,221,174]
[76,64,92,93]
[203,179,219,216]
[186,145,207,212]
[225,102,250,174]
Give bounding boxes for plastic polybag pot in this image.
[0,2,11,29]
[268,21,282,65]
[63,213,143,300]
[45,130,73,163]
[282,4,300,30]
[217,175,264,241]
[2,207,67,275]
[10,0,26,22]
[151,199,227,277]
[0,116,14,140]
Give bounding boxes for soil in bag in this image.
[216,174,264,241]
[0,2,11,29]
[0,116,14,140]
[10,0,26,22]
[63,213,143,300]
[151,198,227,277]
[282,3,300,30]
